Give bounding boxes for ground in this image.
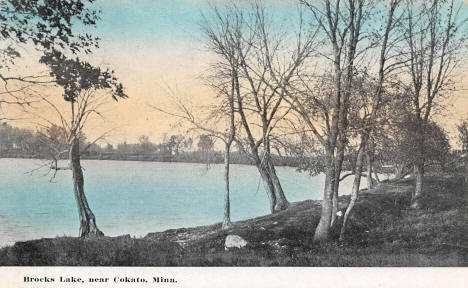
[0,175,466,266]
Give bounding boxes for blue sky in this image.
[95,0,204,43]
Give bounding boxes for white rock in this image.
[225,235,248,250]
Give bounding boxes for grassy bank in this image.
[0,175,467,266]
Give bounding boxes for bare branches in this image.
[403,0,465,126]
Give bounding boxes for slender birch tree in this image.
[294,0,369,242]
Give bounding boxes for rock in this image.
[225,235,248,250]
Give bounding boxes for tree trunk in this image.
[340,136,367,241]
[313,155,334,242]
[222,142,232,229]
[266,157,289,211]
[331,144,344,227]
[411,161,424,208]
[464,151,468,185]
[70,138,103,238]
[366,150,374,190]
[393,162,410,180]
[264,138,288,211]
[373,168,381,185]
[257,163,277,214]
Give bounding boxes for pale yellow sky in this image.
[3,0,468,147]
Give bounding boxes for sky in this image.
[5,0,468,146]
[36,0,299,145]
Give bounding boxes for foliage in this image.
[197,134,214,152]
[0,0,99,67]
[40,50,126,102]
[458,120,468,153]
[376,115,451,169]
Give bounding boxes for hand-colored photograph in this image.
[0,0,467,271]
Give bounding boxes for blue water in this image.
[0,158,358,247]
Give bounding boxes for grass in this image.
[0,175,467,266]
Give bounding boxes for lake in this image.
[0,158,362,247]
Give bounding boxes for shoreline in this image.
[0,175,466,266]
[0,155,300,168]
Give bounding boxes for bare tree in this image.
[338,0,404,241]
[204,2,316,213]
[294,0,369,242]
[402,0,466,208]
[153,83,237,229]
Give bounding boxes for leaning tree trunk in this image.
[70,138,104,237]
[256,163,277,214]
[313,154,335,242]
[264,138,289,211]
[222,142,233,229]
[266,157,289,211]
[340,136,367,241]
[411,160,424,209]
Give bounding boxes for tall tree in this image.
[338,0,403,241]
[39,51,126,237]
[402,0,466,208]
[202,2,315,213]
[296,0,368,242]
[153,83,238,229]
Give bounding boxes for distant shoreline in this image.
[0,154,302,168]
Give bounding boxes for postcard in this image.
[0,0,467,287]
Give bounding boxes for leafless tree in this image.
[338,0,404,241]
[294,0,370,242]
[402,0,466,208]
[211,2,316,213]
[153,82,238,229]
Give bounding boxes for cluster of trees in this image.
[0,122,312,168]
[161,0,466,241]
[0,124,198,160]
[0,0,466,244]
